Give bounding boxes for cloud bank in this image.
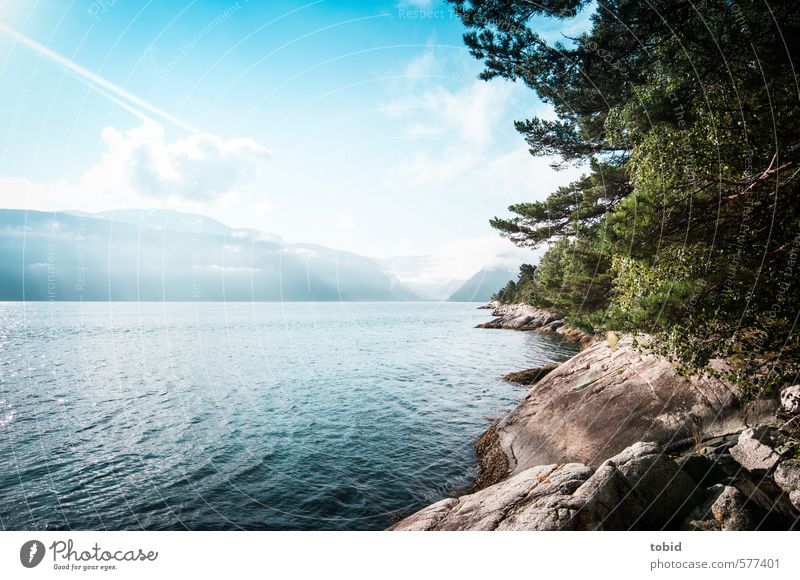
[0,122,270,210]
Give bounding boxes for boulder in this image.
[773,459,800,510]
[492,336,760,474]
[568,442,698,530]
[683,485,759,531]
[476,303,557,331]
[390,462,593,531]
[539,319,565,332]
[556,324,593,345]
[729,427,782,475]
[502,365,559,386]
[505,315,537,329]
[710,486,758,530]
[392,442,697,531]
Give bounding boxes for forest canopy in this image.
[452,0,800,399]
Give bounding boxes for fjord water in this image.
[0,302,577,530]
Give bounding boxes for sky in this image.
[0,0,591,287]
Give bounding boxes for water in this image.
[0,302,578,530]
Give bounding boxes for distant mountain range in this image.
[446,267,516,302]
[0,209,419,301]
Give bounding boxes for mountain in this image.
[447,267,517,302]
[63,208,284,242]
[0,209,418,301]
[377,255,465,301]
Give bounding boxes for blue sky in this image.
[0,0,590,286]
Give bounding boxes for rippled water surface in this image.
[0,302,578,530]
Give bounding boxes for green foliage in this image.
[451,0,800,401]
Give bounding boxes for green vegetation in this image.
[455,0,800,398]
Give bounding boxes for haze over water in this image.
[0,302,577,530]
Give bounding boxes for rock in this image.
[476,303,557,331]
[571,442,698,530]
[506,314,538,329]
[681,485,723,530]
[476,317,504,329]
[556,323,594,345]
[492,336,762,474]
[477,301,499,310]
[729,427,782,475]
[391,442,698,531]
[710,486,757,530]
[773,459,800,510]
[390,462,593,531]
[697,433,739,456]
[502,365,559,386]
[538,319,564,332]
[781,385,800,414]
[476,303,591,342]
[728,474,798,527]
[684,475,796,530]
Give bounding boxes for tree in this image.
[452,0,800,398]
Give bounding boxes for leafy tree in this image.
[452,0,800,398]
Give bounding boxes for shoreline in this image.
[469,301,593,491]
[390,303,800,531]
[474,300,593,346]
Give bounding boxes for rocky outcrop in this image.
[393,433,800,531]
[774,460,800,510]
[683,485,758,531]
[391,331,800,531]
[679,422,800,529]
[502,365,559,386]
[492,336,773,474]
[391,442,698,530]
[477,303,556,330]
[476,302,590,343]
[396,306,798,531]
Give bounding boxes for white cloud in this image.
[387,79,516,148]
[402,50,442,81]
[0,122,270,211]
[382,52,587,203]
[87,122,270,201]
[383,131,585,199]
[427,236,536,279]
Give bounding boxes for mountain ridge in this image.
[0,208,419,301]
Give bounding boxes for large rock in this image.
[729,427,782,475]
[566,442,697,530]
[502,365,559,386]
[710,486,757,530]
[390,462,593,531]
[539,320,565,332]
[391,442,697,530]
[493,336,766,474]
[680,465,800,531]
[774,459,800,510]
[476,303,556,330]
